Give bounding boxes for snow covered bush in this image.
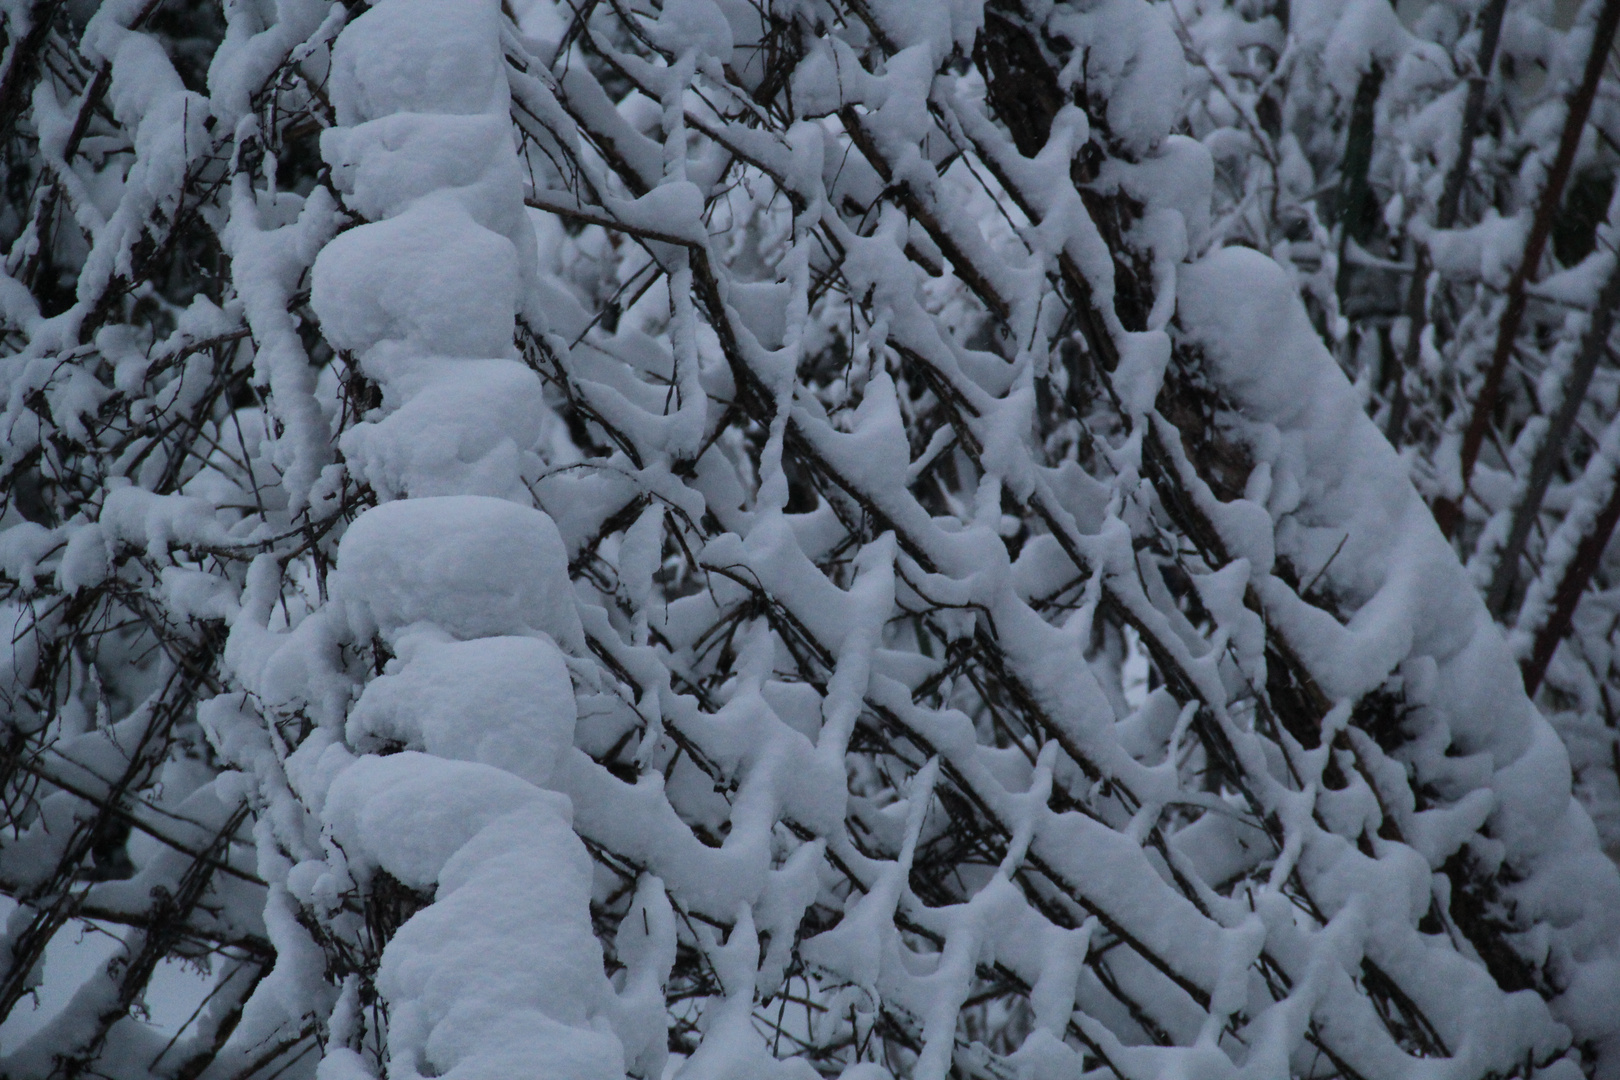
[1173,0,1620,852]
[2,0,1620,1078]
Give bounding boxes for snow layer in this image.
[1179,246,1620,1057]
[311,199,518,361]
[339,359,547,503]
[346,635,576,789]
[301,4,622,1077]
[333,496,579,646]
[14,0,1616,1076]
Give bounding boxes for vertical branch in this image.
[1436,0,1620,535]
[0,0,65,138]
[1334,62,1385,307]
[1486,255,1620,616]
[1523,479,1620,694]
[1384,0,1512,444]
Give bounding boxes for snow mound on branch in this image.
[1179,247,1523,718]
[323,753,623,1080]
[329,0,507,125]
[322,113,517,223]
[333,496,580,647]
[1049,0,1186,156]
[311,198,518,359]
[339,359,546,502]
[306,2,627,1077]
[649,0,734,62]
[377,808,623,1080]
[321,111,540,288]
[347,635,576,788]
[323,751,556,888]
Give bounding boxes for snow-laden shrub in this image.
[1179,0,1620,858]
[2,1,1618,1078]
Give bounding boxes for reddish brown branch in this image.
[1522,477,1620,694]
[1438,0,1620,535]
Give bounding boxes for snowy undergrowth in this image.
[2,0,1619,1078]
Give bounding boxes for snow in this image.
[8,0,1620,1076]
[223,182,340,511]
[333,496,580,647]
[347,635,576,788]
[1179,244,1620,1052]
[1049,0,1187,156]
[323,751,559,888]
[278,5,639,1075]
[338,359,548,502]
[311,198,519,361]
[321,112,540,287]
[320,752,624,1080]
[650,0,735,63]
[207,0,334,125]
[328,0,507,125]
[376,809,624,1080]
